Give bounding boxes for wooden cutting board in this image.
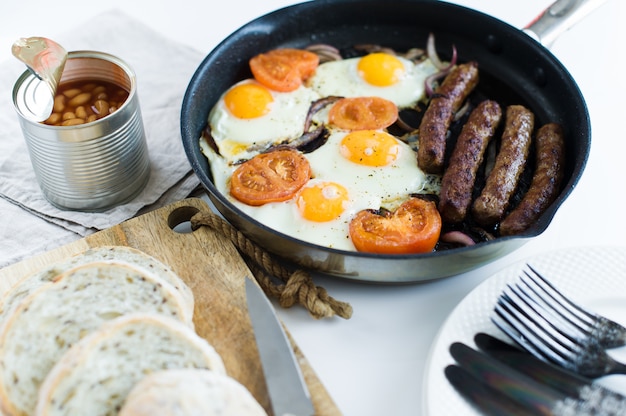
[0,198,339,416]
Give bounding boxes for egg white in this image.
[208,79,320,164]
[306,56,438,109]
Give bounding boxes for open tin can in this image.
[12,51,150,211]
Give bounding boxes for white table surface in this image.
[1,1,624,415]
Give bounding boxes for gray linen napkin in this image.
[0,9,205,237]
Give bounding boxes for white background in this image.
[1,0,625,415]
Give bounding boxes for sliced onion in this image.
[443,45,458,72]
[303,96,342,131]
[395,114,417,132]
[354,44,397,56]
[290,125,325,151]
[404,47,425,61]
[424,33,458,98]
[426,33,444,69]
[453,101,471,122]
[306,44,342,62]
[440,231,476,246]
[426,33,458,71]
[425,71,449,97]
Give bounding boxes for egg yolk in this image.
[224,83,274,119]
[357,53,405,87]
[296,182,349,222]
[340,130,399,167]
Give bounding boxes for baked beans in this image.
[43,80,129,126]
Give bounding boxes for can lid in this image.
[12,37,67,123]
[14,72,54,122]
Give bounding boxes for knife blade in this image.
[449,341,626,415]
[445,364,536,415]
[474,333,594,397]
[245,278,314,416]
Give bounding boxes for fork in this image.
[519,265,626,349]
[493,283,626,378]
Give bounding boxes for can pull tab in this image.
[12,37,67,121]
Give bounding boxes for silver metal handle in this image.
[523,0,609,47]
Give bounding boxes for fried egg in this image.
[306,53,438,109]
[208,79,320,163]
[202,127,438,251]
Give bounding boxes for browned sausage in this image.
[499,123,565,236]
[417,61,479,174]
[438,100,502,223]
[471,105,535,226]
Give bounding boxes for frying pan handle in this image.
[523,0,608,47]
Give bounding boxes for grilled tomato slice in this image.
[329,96,398,131]
[349,198,442,254]
[230,148,311,206]
[250,48,319,92]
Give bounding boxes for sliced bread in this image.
[35,314,226,416]
[0,246,194,328]
[0,261,194,416]
[119,369,267,416]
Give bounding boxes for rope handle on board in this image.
[190,210,352,320]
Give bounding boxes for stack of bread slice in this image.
[0,246,266,416]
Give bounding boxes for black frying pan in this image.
[180,0,591,282]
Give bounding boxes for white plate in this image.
[423,245,626,416]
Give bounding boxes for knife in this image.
[245,278,315,416]
[474,333,596,397]
[448,341,626,415]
